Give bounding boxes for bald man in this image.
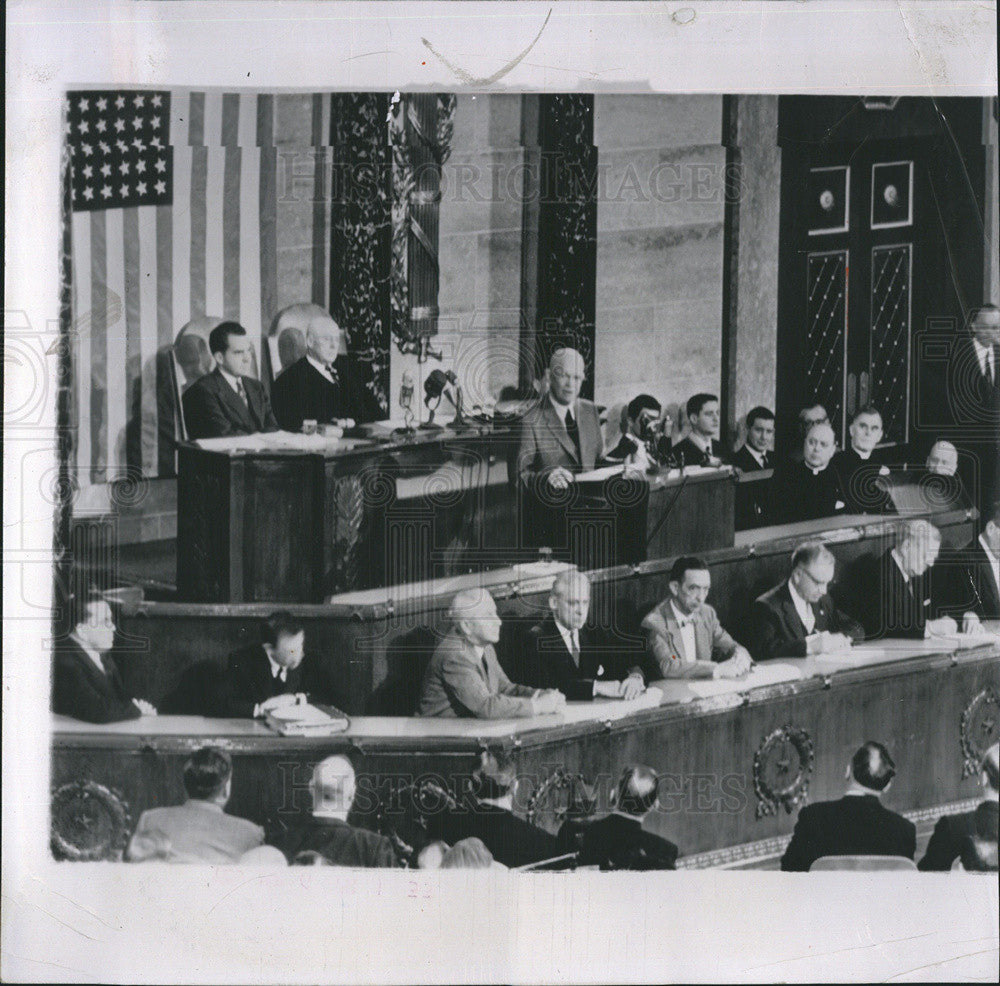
[269,303,373,430]
[418,589,565,718]
[523,570,647,700]
[278,755,400,867]
[925,440,959,477]
[771,421,849,523]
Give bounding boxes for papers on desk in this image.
[936,631,1000,649]
[559,687,663,724]
[680,663,802,700]
[264,702,350,736]
[812,646,887,665]
[196,430,343,453]
[575,464,626,483]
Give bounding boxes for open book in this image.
[264,702,350,736]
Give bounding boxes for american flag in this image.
[68,89,334,483]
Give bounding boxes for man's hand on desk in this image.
[532,689,567,715]
[961,612,983,635]
[546,466,575,492]
[926,616,958,638]
[715,647,754,679]
[807,631,853,655]
[132,698,157,716]
[254,693,306,718]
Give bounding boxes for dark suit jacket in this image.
[852,549,935,640]
[429,802,562,869]
[52,640,141,724]
[670,435,727,468]
[280,817,401,867]
[771,460,848,524]
[748,581,864,661]
[577,813,679,871]
[522,614,643,701]
[935,541,1000,621]
[732,445,775,473]
[517,397,604,483]
[213,644,339,718]
[831,448,896,515]
[946,336,1000,431]
[182,368,279,439]
[918,801,999,871]
[733,446,776,529]
[780,794,916,871]
[270,354,373,431]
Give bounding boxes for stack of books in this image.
[264,702,350,736]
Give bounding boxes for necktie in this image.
[273,666,287,683]
[569,631,580,668]
[481,654,491,682]
[761,452,769,469]
[235,378,248,407]
[565,408,583,464]
[987,348,995,388]
[325,363,339,384]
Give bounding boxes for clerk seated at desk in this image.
[213,612,342,719]
[418,588,566,719]
[523,570,647,700]
[670,393,728,467]
[641,556,754,680]
[748,540,864,660]
[182,321,279,439]
[849,519,968,640]
[52,594,158,724]
[269,303,372,432]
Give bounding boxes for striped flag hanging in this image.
[68,89,334,483]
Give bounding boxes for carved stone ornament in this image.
[50,781,132,861]
[525,767,596,827]
[960,687,1000,778]
[753,725,815,819]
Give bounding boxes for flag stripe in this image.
[240,146,262,346]
[204,148,225,318]
[156,202,173,347]
[123,207,142,473]
[222,93,240,147]
[203,93,223,147]
[257,94,273,147]
[89,212,107,481]
[72,213,93,485]
[238,93,258,149]
[104,209,127,475]
[190,144,208,315]
[223,147,242,319]
[138,206,160,476]
[260,145,278,342]
[188,91,205,146]
[172,143,193,334]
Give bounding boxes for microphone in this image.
[397,370,415,433]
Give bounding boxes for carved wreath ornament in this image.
[50,780,132,861]
[753,725,815,819]
[961,687,1000,778]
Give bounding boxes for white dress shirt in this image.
[549,395,574,426]
[972,337,995,381]
[743,446,767,468]
[71,632,107,673]
[306,353,338,385]
[554,619,581,666]
[670,600,698,664]
[218,366,245,397]
[787,578,816,634]
[266,652,288,683]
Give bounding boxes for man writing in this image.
[641,556,753,680]
[418,588,565,719]
[748,540,864,660]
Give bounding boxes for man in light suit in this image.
[182,321,279,439]
[748,540,864,660]
[213,612,342,718]
[127,747,264,863]
[641,556,753,680]
[269,303,373,431]
[920,743,999,871]
[781,741,915,871]
[523,570,646,700]
[52,595,157,724]
[417,588,565,719]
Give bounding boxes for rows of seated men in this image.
[53,502,998,725]
[115,735,999,872]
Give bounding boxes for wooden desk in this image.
[52,634,1000,865]
[113,507,977,716]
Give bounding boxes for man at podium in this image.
[182,321,279,439]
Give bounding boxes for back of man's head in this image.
[615,765,659,817]
[311,755,356,814]
[183,747,233,802]
[981,743,1000,794]
[440,837,495,869]
[470,749,517,802]
[851,741,896,792]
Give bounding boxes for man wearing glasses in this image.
[747,540,864,660]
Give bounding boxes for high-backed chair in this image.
[809,855,917,872]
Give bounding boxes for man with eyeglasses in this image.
[748,540,864,661]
